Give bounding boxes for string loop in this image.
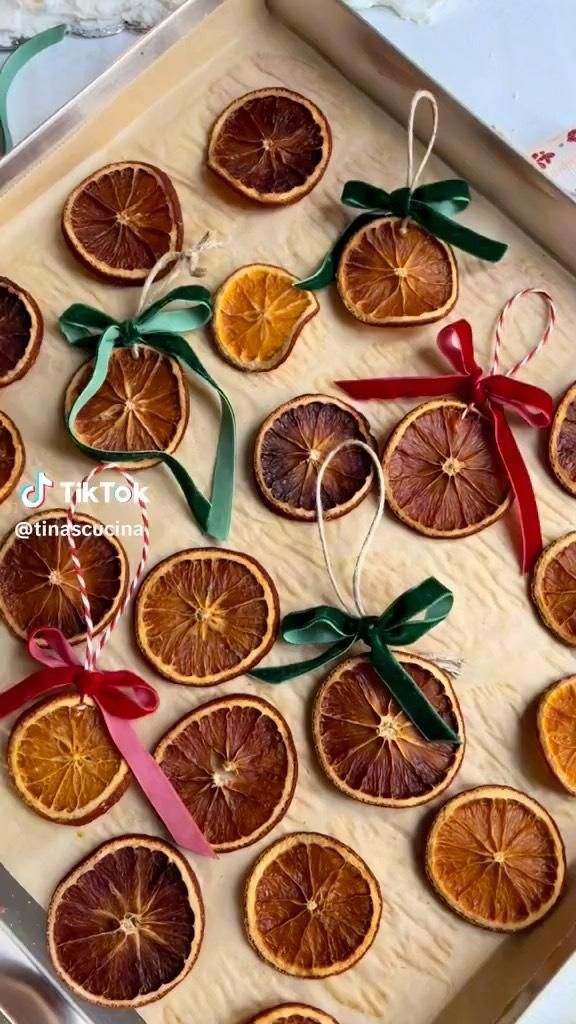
[490,287,557,377]
[402,89,439,233]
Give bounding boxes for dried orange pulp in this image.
[0,276,43,386]
[213,264,319,371]
[532,532,576,645]
[246,1007,339,1024]
[0,410,25,503]
[62,161,183,284]
[244,832,382,977]
[48,835,204,1007]
[8,695,128,824]
[426,785,565,931]
[65,346,189,467]
[208,88,331,205]
[313,653,464,807]
[549,381,576,495]
[538,676,576,794]
[155,694,297,852]
[337,217,458,326]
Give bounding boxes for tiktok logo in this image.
[19,470,54,509]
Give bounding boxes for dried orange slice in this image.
[155,694,297,852]
[62,161,183,284]
[208,88,331,205]
[313,653,464,807]
[383,398,511,537]
[244,832,382,977]
[246,1006,339,1024]
[337,217,458,326]
[135,547,279,685]
[0,509,127,643]
[549,381,576,495]
[254,394,376,521]
[426,785,565,931]
[213,264,319,371]
[64,347,189,468]
[532,533,576,645]
[538,677,576,794]
[8,695,128,824]
[47,835,204,1008]
[0,410,24,503]
[0,276,43,386]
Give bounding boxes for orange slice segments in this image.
[213,264,319,371]
[538,677,576,794]
[313,653,464,807]
[549,381,576,495]
[532,533,576,645]
[135,547,279,685]
[246,1006,339,1024]
[0,276,43,386]
[0,410,24,503]
[8,695,128,824]
[0,509,127,642]
[48,835,204,1008]
[244,832,382,977]
[155,694,297,852]
[337,217,458,326]
[426,785,565,931]
[62,161,183,284]
[65,347,189,468]
[208,88,331,205]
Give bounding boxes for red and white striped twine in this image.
[65,463,150,671]
[490,287,557,378]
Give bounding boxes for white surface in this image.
[516,952,576,1024]
[346,0,447,23]
[0,1,181,45]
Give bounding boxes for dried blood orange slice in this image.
[8,695,128,824]
[538,677,576,794]
[135,547,279,685]
[155,694,297,852]
[62,161,183,284]
[549,381,576,495]
[244,832,382,977]
[0,509,127,642]
[426,785,565,931]
[64,347,189,468]
[246,1006,339,1024]
[47,835,204,1008]
[383,398,511,537]
[208,88,331,205]
[337,217,458,326]
[254,394,376,521]
[0,276,43,386]
[213,264,319,371]
[313,653,464,807]
[532,533,576,645]
[0,411,24,503]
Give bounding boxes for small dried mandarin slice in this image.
[0,410,24,503]
[532,533,576,645]
[245,1006,339,1024]
[0,276,43,386]
[549,381,576,495]
[538,676,576,794]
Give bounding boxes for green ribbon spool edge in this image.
[0,26,66,154]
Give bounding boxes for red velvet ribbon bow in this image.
[337,319,553,573]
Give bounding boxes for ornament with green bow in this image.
[297,90,507,292]
[252,439,462,745]
[59,240,235,541]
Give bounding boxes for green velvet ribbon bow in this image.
[59,286,236,541]
[0,26,65,155]
[252,576,461,744]
[297,179,508,291]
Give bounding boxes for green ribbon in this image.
[297,178,508,290]
[252,576,461,744]
[59,286,236,541]
[0,26,66,155]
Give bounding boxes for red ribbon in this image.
[337,319,553,573]
[1,627,215,858]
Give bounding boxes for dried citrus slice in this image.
[0,276,43,385]
[254,394,376,521]
[244,832,382,977]
[208,88,331,205]
[426,785,565,931]
[64,347,189,468]
[532,533,576,645]
[0,410,24,503]
[213,264,319,371]
[155,694,297,851]
[337,217,458,326]
[47,835,204,1007]
[383,398,511,537]
[135,547,279,685]
[538,677,576,794]
[549,381,576,495]
[8,695,128,824]
[62,161,183,284]
[0,509,127,643]
[313,653,464,807]
[246,1006,339,1024]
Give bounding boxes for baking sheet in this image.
[1,1,576,1022]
